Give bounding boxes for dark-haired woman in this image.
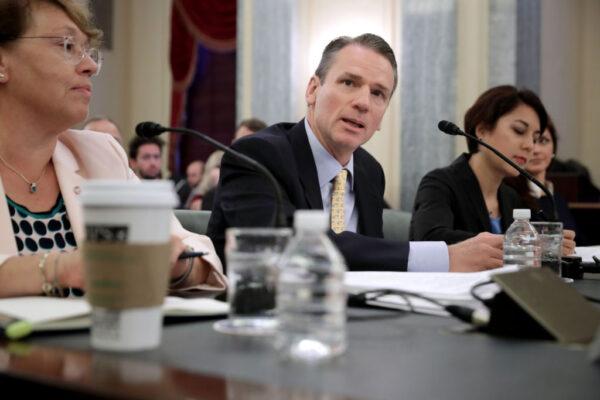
[409,85,575,255]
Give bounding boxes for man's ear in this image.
[305,75,320,107]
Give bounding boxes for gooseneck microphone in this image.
[136,122,287,228]
[437,120,558,221]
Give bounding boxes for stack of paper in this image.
[574,246,600,263]
[345,266,518,316]
[0,296,229,332]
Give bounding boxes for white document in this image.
[0,296,229,331]
[345,266,518,316]
[0,297,91,325]
[574,246,600,263]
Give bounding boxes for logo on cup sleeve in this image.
[86,225,128,243]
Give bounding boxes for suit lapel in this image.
[289,120,323,209]
[498,185,514,231]
[353,157,380,235]
[455,155,491,232]
[53,140,86,244]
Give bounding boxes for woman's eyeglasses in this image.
[17,35,102,76]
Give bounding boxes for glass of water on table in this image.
[214,227,292,336]
[531,222,563,275]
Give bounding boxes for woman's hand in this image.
[170,235,190,279]
[55,251,85,289]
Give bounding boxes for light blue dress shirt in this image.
[305,120,359,232]
[490,216,502,234]
[304,119,448,272]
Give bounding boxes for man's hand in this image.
[448,232,504,272]
[562,229,576,256]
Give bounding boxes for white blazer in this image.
[0,130,226,291]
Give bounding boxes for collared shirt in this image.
[304,119,448,272]
[489,216,502,234]
[305,119,358,232]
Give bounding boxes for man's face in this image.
[132,143,162,179]
[305,44,395,165]
[186,162,203,187]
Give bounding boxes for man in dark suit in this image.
[207,33,503,272]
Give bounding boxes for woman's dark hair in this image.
[545,114,557,154]
[0,0,102,47]
[464,85,548,153]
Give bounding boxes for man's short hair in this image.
[314,33,398,94]
[128,136,165,159]
[237,118,267,133]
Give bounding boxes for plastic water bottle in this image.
[275,210,347,362]
[503,209,541,269]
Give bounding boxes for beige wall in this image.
[88,0,172,173]
[579,0,600,186]
[455,0,489,156]
[540,0,600,184]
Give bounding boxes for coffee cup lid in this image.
[80,180,178,208]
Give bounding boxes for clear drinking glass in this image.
[531,221,563,275]
[213,227,292,336]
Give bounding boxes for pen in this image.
[178,251,208,260]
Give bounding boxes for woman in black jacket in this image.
[410,85,575,256]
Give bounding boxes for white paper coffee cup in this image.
[81,180,177,351]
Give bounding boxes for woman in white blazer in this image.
[0,0,225,297]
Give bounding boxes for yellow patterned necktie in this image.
[330,169,348,233]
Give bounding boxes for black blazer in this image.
[410,153,524,244]
[207,120,409,271]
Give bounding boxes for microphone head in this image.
[136,121,166,138]
[438,120,464,136]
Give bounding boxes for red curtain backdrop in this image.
[169,0,236,174]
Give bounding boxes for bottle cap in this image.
[512,209,531,219]
[294,210,328,232]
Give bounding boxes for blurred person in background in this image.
[232,118,267,142]
[175,160,204,208]
[83,115,122,144]
[187,150,223,210]
[185,118,266,210]
[506,116,583,240]
[128,136,164,180]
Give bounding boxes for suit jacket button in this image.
[74,186,81,195]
